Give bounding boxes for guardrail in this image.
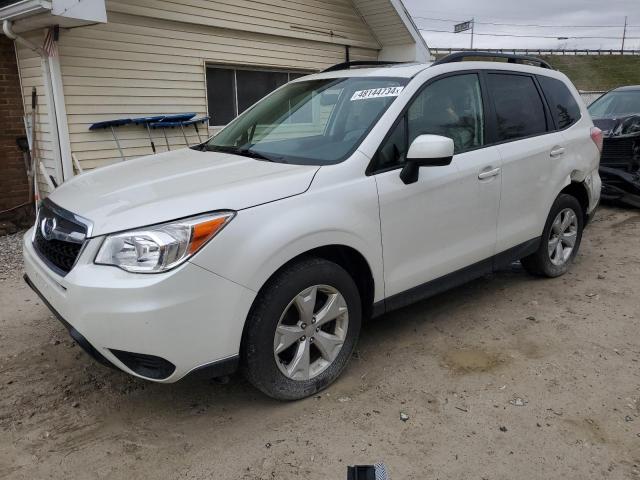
[431,48,640,56]
[579,90,606,105]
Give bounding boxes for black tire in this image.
[521,194,584,278]
[241,257,362,400]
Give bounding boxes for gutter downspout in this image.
[3,19,39,51]
[3,19,73,185]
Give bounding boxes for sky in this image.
[403,0,640,51]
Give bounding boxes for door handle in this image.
[550,146,565,158]
[478,167,501,180]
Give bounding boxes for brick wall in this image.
[0,35,28,214]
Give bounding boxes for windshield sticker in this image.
[351,87,404,101]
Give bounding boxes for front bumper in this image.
[23,228,256,382]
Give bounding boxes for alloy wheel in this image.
[548,208,578,266]
[273,285,349,381]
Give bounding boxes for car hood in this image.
[49,148,319,236]
[593,114,640,138]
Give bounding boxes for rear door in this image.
[486,72,564,253]
[537,74,592,173]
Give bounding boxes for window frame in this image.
[205,64,311,127]
[535,74,583,132]
[366,69,491,176]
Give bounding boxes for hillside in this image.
[539,55,640,91]
[433,53,640,91]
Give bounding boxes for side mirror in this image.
[399,134,454,184]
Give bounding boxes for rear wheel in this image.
[521,194,584,277]
[241,258,361,400]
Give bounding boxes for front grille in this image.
[32,200,90,276]
[33,227,82,274]
[601,138,634,168]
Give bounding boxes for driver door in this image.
[372,73,502,303]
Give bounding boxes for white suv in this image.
[23,53,602,400]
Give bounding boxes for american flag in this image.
[43,27,58,57]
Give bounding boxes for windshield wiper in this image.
[204,144,284,162]
[235,147,284,163]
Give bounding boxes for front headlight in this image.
[95,211,234,273]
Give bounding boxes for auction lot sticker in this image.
[351,87,404,101]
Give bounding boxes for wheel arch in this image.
[239,243,377,370]
[247,244,376,325]
[559,180,590,224]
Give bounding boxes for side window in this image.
[408,74,485,154]
[373,74,485,172]
[487,73,547,141]
[537,76,581,129]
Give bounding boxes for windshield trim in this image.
[205,76,410,166]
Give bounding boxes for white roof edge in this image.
[294,63,431,81]
[0,0,51,21]
[387,0,431,62]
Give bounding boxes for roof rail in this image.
[432,51,554,70]
[322,60,403,73]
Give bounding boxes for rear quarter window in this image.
[486,73,548,142]
[537,75,581,129]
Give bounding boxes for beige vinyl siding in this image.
[15,33,57,195]
[107,0,379,49]
[59,10,378,170]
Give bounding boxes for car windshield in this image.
[205,77,408,165]
[588,90,640,117]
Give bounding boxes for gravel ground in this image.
[0,230,26,283]
[1,207,639,479]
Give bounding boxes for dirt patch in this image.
[612,214,640,229]
[562,418,608,444]
[442,348,505,373]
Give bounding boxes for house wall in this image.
[0,35,28,212]
[13,0,380,178]
[107,0,379,49]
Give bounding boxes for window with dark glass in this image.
[487,73,547,141]
[373,74,485,172]
[538,76,581,129]
[206,68,236,126]
[407,74,484,154]
[206,67,307,125]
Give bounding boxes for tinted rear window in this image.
[487,73,547,141]
[538,76,581,129]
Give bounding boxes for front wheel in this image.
[521,194,584,278]
[241,258,362,400]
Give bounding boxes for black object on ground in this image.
[347,464,389,480]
